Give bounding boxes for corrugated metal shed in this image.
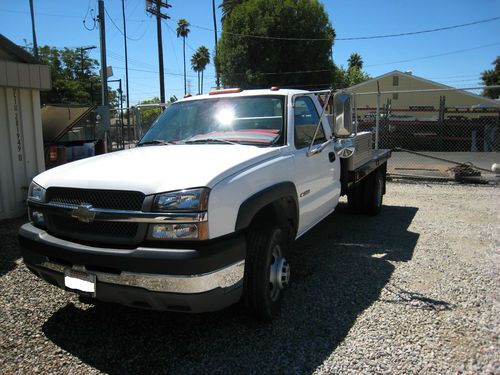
[0,34,50,220]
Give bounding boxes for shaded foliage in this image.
[217,0,335,90]
[481,56,500,99]
[33,45,118,107]
[333,65,371,89]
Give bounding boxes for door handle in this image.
[328,152,336,162]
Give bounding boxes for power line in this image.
[0,8,146,22]
[337,16,500,40]
[164,21,197,53]
[365,42,500,67]
[112,65,211,79]
[104,7,147,41]
[184,15,500,42]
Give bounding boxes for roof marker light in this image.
[270,86,280,91]
[208,88,242,95]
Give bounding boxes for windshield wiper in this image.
[137,140,176,147]
[184,138,239,145]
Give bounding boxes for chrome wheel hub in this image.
[269,245,290,301]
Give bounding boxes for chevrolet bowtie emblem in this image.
[71,204,96,223]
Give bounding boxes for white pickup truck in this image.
[19,88,390,320]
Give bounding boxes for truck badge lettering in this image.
[71,205,96,223]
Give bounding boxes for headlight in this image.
[28,181,46,202]
[153,188,209,212]
[148,223,208,240]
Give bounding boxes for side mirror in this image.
[333,93,353,137]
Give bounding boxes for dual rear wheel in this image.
[347,169,384,216]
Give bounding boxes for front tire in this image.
[243,226,290,321]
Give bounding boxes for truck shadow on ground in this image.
[42,203,419,374]
[0,216,25,277]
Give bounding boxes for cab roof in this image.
[180,88,313,102]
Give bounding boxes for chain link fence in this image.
[351,87,499,181]
[108,103,168,151]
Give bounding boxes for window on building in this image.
[393,93,399,100]
[393,75,399,86]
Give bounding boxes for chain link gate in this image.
[350,87,499,182]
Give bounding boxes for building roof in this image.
[0,34,38,64]
[348,70,499,106]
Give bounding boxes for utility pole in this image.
[97,0,109,107]
[109,79,124,149]
[212,0,220,89]
[78,46,97,77]
[121,0,131,144]
[96,0,110,153]
[29,0,38,59]
[146,0,171,104]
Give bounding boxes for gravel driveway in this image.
[0,182,498,374]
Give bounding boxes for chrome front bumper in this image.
[19,223,247,312]
[38,260,245,294]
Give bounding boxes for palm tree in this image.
[176,19,191,94]
[197,46,210,94]
[191,51,202,94]
[348,53,363,70]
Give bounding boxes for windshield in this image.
[139,96,285,146]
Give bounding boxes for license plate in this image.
[64,269,96,296]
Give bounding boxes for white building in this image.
[0,34,51,220]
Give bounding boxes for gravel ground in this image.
[0,182,498,374]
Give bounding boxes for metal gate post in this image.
[375,91,380,150]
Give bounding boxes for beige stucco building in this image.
[348,70,499,121]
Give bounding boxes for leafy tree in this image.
[176,19,191,95]
[217,0,335,89]
[481,56,500,99]
[138,97,162,132]
[348,53,363,70]
[220,0,247,23]
[33,45,118,107]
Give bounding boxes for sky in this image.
[0,0,499,105]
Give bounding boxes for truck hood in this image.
[34,145,281,195]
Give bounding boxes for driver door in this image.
[292,95,340,236]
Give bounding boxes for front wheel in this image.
[243,226,290,321]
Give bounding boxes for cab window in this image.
[294,96,327,149]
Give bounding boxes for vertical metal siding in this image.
[0,87,45,220]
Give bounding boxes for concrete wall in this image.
[0,87,45,220]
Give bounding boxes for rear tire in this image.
[347,169,384,215]
[347,182,364,213]
[243,225,290,321]
[364,169,384,216]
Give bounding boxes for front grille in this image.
[44,187,146,245]
[50,215,138,238]
[46,187,145,211]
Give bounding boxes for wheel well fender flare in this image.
[235,182,299,232]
